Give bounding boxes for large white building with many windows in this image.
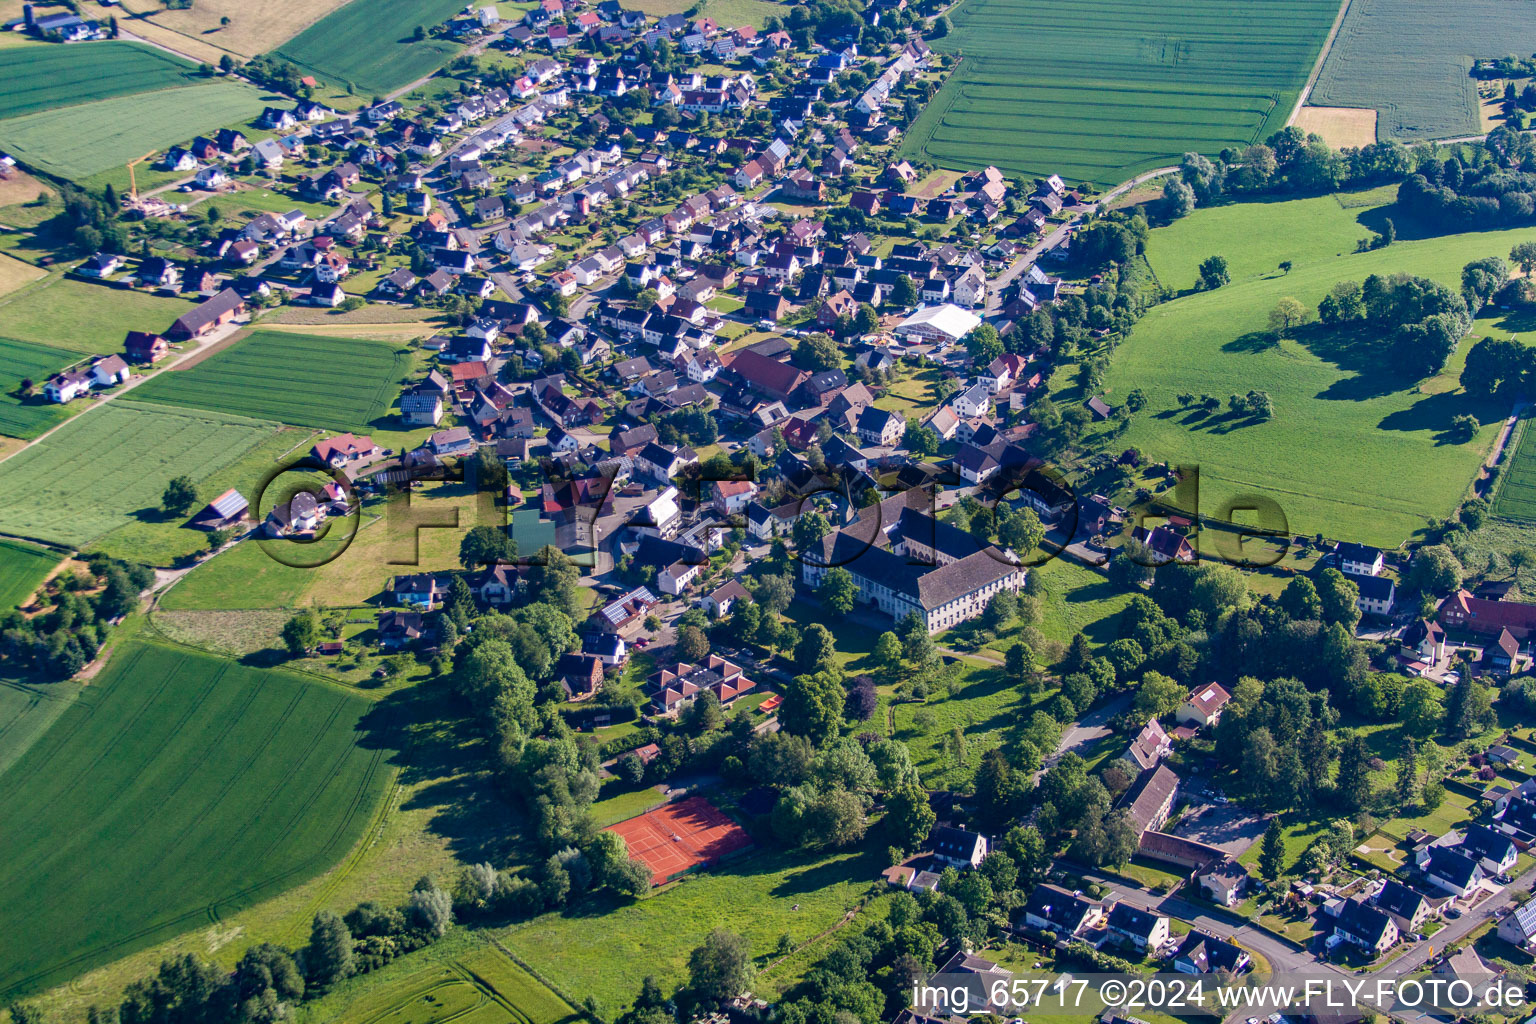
[800,491,1025,634]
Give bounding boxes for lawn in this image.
[0,80,275,182]
[0,641,392,1000]
[0,276,194,354]
[274,0,469,95]
[159,533,320,610]
[0,538,62,610]
[0,400,280,550]
[163,476,497,610]
[1310,0,1536,141]
[1024,557,1132,650]
[132,329,414,433]
[0,336,89,438]
[891,664,1051,789]
[0,41,204,119]
[901,0,1339,185]
[1101,201,1529,547]
[499,845,880,1013]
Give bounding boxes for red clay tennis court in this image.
[606,795,754,886]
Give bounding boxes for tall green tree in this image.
[1334,732,1371,811]
[780,669,846,746]
[304,911,354,988]
[1258,817,1286,880]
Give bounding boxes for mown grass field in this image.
[305,934,582,1024]
[0,538,62,610]
[0,42,203,119]
[1310,0,1536,141]
[0,81,274,181]
[1101,199,1527,546]
[0,336,88,438]
[133,330,413,433]
[0,251,46,296]
[0,641,392,999]
[274,0,468,95]
[1493,419,1536,521]
[501,846,880,1012]
[902,0,1338,185]
[0,400,279,549]
[0,277,190,354]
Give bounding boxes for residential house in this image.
[1105,903,1170,954]
[1177,683,1231,728]
[123,331,169,364]
[930,826,987,869]
[1018,883,1103,938]
[1172,931,1251,975]
[1333,899,1399,956]
[1337,541,1385,577]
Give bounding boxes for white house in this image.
[930,826,987,868]
[1356,575,1395,617]
[1337,541,1384,577]
[1177,683,1231,728]
[89,355,130,388]
[44,371,92,403]
[952,383,991,419]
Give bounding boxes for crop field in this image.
[311,937,582,1024]
[1102,197,1535,547]
[0,677,84,780]
[112,0,355,59]
[501,845,881,1009]
[0,400,279,548]
[0,42,202,119]
[0,538,62,610]
[902,0,1338,185]
[1310,0,1536,141]
[0,641,391,999]
[274,0,468,95]
[1493,419,1536,521]
[0,337,87,438]
[132,330,413,432]
[0,81,274,182]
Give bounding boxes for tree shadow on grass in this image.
[1221,330,1278,354]
[1485,307,1536,336]
[356,678,533,870]
[1377,390,1505,444]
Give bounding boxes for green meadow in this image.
[500,846,881,1011]
[1102,194,1529,547]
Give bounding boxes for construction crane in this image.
[126,150,155,202]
